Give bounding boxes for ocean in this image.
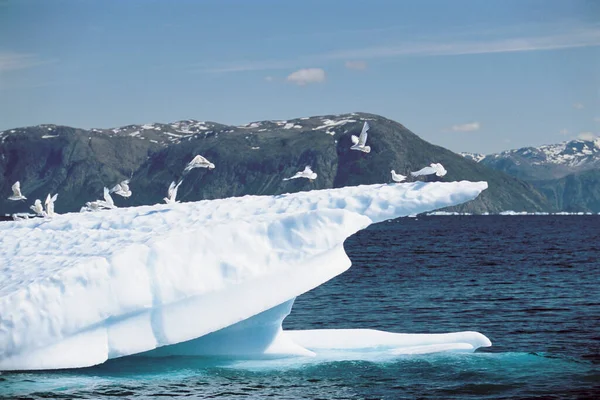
[1,216,599,399]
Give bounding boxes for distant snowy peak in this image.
[460,152,486,163]
[461,139,600,168]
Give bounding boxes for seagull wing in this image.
[358,121,369,146]
[195,155,210,164]
[103,187,114,206]
[351,135,359,145]
[167,181,177,199]
[109,183,121,193]
[410,166,436,177]
[11,181,21,197]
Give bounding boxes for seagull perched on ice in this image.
[350,121,371,153]
[109,179,132,198]
[30,199,46,217]
[82,201,101,212]
[8,181,27,201]
[183,155,215,174]
[80,188,117,212]
[391,170,407,182]
[283,166,317,181]
[411,163,447,178]
[44,193,58,218]
[164,180,183,204]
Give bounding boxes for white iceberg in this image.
[0,181,489,370]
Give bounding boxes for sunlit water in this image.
[2,216,599,399]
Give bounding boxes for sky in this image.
[0,0,598,154]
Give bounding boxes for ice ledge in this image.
[0,181,487,370]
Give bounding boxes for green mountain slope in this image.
[0,113,552,215]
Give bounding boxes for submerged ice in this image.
[0,181,489,370]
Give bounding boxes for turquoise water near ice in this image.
[1,216,599,399]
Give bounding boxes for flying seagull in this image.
[109,179,132,198]
[30,199,46,217]
[391,170,407,182]
[410,163,447,178]
[8,181,27,201]
[164,180,183,204]
[184,155,215,174]
[44,193,58,218]
[350,121,371,153]
[283,166,317,181]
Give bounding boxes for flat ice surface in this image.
[0,181,487,370]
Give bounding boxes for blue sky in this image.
[0,0,598,153]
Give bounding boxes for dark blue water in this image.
[2,216,599,399]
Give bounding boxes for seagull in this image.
[391,170,407,182]
[164,180,183,204]
[183,155,215,174]
[8,181,27,201]
[81,201,102,212]
[44,193,58,217]
[283,166,317,181]
[12,213,31,221]
[350,121,371,153]
[410,163,447,178]
[109,179,132,198]
[30,199,46,217]
[81,187,117,212]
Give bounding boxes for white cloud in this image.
[450,122,480,132]
[344,60,367,70]
[286,68,326,86]
[577,132,597,141]
[559,128,569,135]
[325,27,600,60]
[573,102,584,109]
[0,52,54,72]
[193,23,600,74]
[264,76,274,82]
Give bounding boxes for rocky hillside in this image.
[0,113,552,215]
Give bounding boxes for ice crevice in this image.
[0,181,490,370]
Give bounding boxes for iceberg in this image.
[0,181,489,370]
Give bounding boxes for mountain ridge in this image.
[1,112,552,215]
[459,138,600,212]
[460,138,600,181]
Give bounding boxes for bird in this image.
[81,201,102,212]
[391,170,407,182]
[30,199,46,217]
[164,180,183,204]
[12,213,30,221]
[283,166,317,181]
[350,121,371,153]
[183,155,215,174]
[44,193,58,218]
[8,181,27,201]
[109,179,132,198]
[410,163,447,178]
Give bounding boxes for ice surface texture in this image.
[0,181,487,370]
